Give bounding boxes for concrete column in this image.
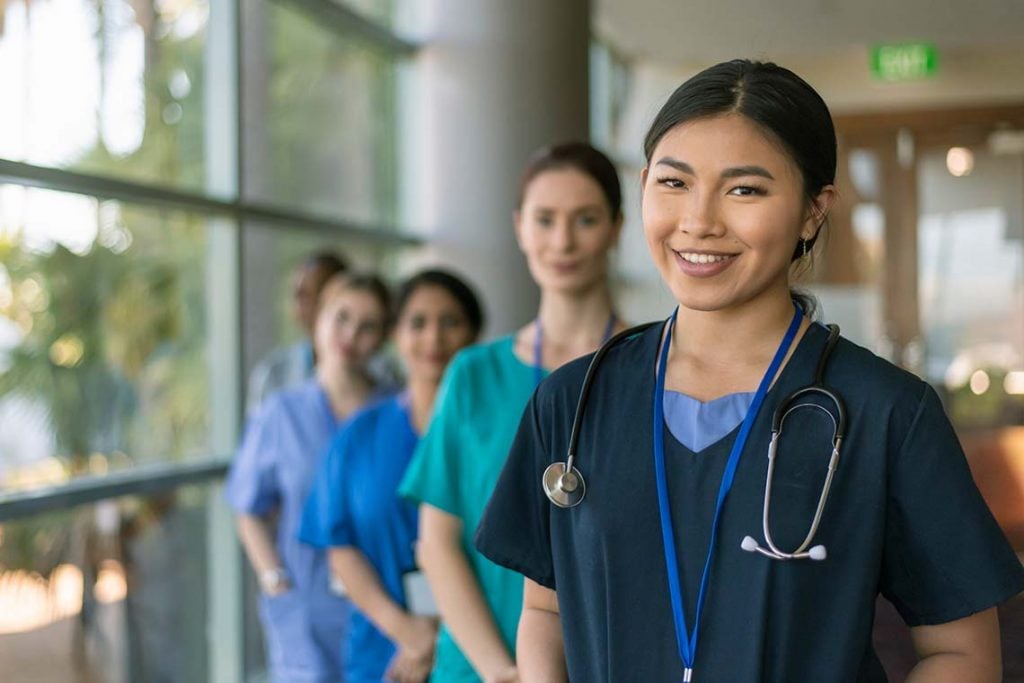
[404,0,591,336]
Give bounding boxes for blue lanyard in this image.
[533,314,617,387]
[653,305,802,681]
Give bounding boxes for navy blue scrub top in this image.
[475,323,1024,683]
[299,395,420,683]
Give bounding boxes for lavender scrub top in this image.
[226,378,380,683]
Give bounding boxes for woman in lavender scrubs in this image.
[226,272,392,683]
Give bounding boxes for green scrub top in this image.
[399,336,543,683]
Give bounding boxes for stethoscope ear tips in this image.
[741,536,828,561]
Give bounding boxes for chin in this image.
[539,272,604,295]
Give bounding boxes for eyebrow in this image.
[655,157,775,181]
[532,204,606,213]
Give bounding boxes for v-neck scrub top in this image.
[225,378,352,683]
[298,395,420,683]
[398,336,545,683]
[474,323,1024,682]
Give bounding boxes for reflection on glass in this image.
[0,0,208,191]
[0,185,210,493]
[0,484,217,683]
[244,2,398,225]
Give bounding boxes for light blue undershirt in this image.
[663,390,754,452]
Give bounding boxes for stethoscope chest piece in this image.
[543,461,586,508]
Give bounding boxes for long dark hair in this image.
[643,60,836,316]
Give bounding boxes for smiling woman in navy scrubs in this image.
[299,270,485,683]
[474,60,1024,683]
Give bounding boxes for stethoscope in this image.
[541,312,847,562]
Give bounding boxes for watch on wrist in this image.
[259,567,289,594]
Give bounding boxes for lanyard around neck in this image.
[533,314,617,387]
[653,305,802,680]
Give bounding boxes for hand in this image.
[485,665,519,683]
[263,580,292,597]
[258,567,291,596]
[385,615,437,683]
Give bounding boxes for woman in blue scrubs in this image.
[226,272,392,683]
[299,269,485,683]
[475,60,1024,682]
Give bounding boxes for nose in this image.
[338,322,358,345]
[552,218,576,252]
[427,321,444,350]
[679,190,724,238]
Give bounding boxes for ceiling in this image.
[595,0,1024,64]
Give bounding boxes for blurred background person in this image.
[300,269,485,683]
[398,143,626,683]
[247,251,349,414]
[226,272,392,683]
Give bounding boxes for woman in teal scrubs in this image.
[299,269,485,683]
[398,143,626,683]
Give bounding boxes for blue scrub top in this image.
[299,395,420,683]
[225,378,352,683]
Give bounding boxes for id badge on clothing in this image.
[402,570,438,617]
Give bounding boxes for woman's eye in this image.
[535,215,554,227]
[729,185,766,197]
[439,314,465,330]
[409,315,427,330]
[656,177,686,190]
[577,214,600,227]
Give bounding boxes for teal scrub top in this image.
[398,336,543,683]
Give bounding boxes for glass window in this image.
[242,1,399,226]
[0,185,216,493]
[0,483,226,682]
[337,0,395,28]
[0,0,210,193]
[240,221,394,373]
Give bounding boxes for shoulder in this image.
[535,321,663,408]
[345,395,399,435]
[266,378,320,413]
[827,331,928,403]
[450,336,516,374]
[437,336,519,400]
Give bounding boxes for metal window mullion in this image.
[0,459,231,522]
[273,0,418,55]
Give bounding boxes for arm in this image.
[517,579,567,683]
[417,504,518,683]
[235,513,290,595]
[329,547,436,683]
[906,608,1001,683]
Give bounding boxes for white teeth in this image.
[678,252,730,264]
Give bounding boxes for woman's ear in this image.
[804,184,837,239]
[513,209,527,253]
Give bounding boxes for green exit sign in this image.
[870,43,938,81]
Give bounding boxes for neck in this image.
[518,284,616,371]
[317,363,372,419]
[536,285,614,344]
[672,286,798,367]
[406,376,439,435]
